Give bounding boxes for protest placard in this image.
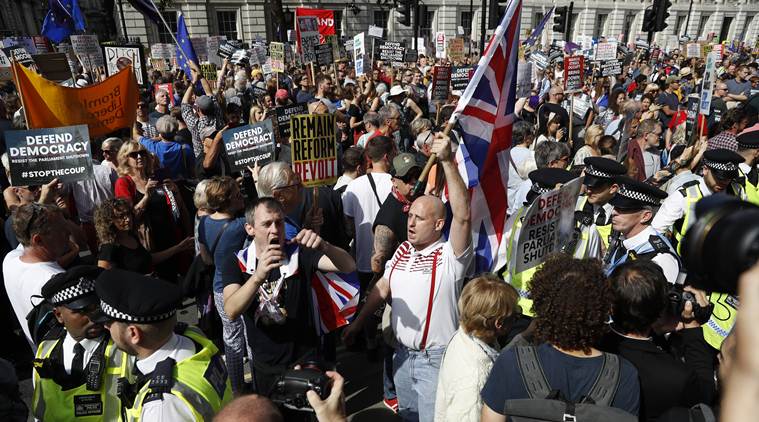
[104,46,145,85]
[516,62,533,98]
[600,59,622,77]
[270,42,285,72]
[700,52,718,115]
[199,63,217,82]
[32,53,72,82]
[451,66,474,91]
[56,43,79,74]
[0,49,11,80]
[218,40,238,59]
[432,66,452,103]
[686,43,701,58]
[354,32,366,76]
[276,103,309,138]
[326,35,347,62]
[514,177,582,273]
[315,43,333,66]
[290,114,338,187]
[377,41,406,63]
[253,43,267,66]
[713,44,724,60]
[368,25,384,38]
[223,120,276,171]
[231,49,250,66]
[190,37,209,62]
[150,58,168,72]
[530,51,548,69]
[33,36,51,53]
[685,94,700,143]
[435,32,446,59]
[563,55,584,93]
[298,16,320,64]
[595,42,617,61]
[405,49,418,63]
[3,45,37,71]
[701,43,712,58]
[207,36,226,66]
[153,83,174,106]
[6,124,94,186]
[70,35,104,70]
[16,37,36,54]
[150,43,173,59]
[447,38,465,63]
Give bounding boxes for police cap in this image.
[41,265,103,310]
[525,168,574,204]
[737,126,759,150]
[583,157,627,188]
[94,269,181,324]
[610,176,668,210]
[702,149,744,180]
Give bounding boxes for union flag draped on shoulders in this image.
[450,0,522,273]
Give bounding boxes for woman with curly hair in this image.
[480,254,641,421]
[94,198,193,274]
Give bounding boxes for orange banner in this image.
[13,62,137,137]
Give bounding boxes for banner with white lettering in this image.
[514,177,583,272]
[276,103,309,138]
[377,41,406,63]
[451,66,474,91]
[223,120,276,171]
[6,125,94,186]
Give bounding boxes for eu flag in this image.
[41,0,87,43]
[176,13,199,78]
[127,0,162,24]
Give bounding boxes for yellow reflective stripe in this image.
[703,292,737,350]
[32,339,60,419]
[172,381,216,420]
[675,185,702,254]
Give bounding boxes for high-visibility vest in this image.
[739,168,759,205]
[126,325,232,422]
[573,196,613,259]
[673,181,703,255]
[33,336,131,421]
[703,292,739,350]
[502,207,540,316]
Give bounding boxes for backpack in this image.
[503,346,638,422]
[180,218,230,299]
[25,295,63,346]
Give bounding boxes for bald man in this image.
[214,395,283,422]
[343,132,473,422]
[537,85,569,135]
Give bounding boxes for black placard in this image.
[451,66,474,91]
[276,103,309,138]
[315,43,334,67]
[377,41,406,62]
[223,120,276,171]
[600,59,622,77]
[431,66,452,103]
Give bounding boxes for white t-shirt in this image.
[137,333,197,421]
[342,173,392,272]
[3,245,64,344]
[385,239,474,350]
[507,146,534,212]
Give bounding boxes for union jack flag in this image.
[451,0,522,272]
[310,271,360,334]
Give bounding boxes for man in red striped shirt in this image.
[343,132,473,422]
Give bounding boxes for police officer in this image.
[502,168,574,316]
[32,265,133,421]
[652,149,745,252]
[604,177,681,284]
[93,269,232,421]
[735,128,759,204]
[570,157,627,259]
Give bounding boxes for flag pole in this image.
[413,121,453,196]
[146,0,193,65]
[10,62,30,129]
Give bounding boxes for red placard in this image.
[295,8,335,46]
[563,55,584,93]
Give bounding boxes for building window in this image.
[698,15,709,37]
[623,13,634,44]
[420,10,435,39]
[217,10,238,40]
[334,10,343,38]
[373,10,389,28]
[675,14,686,37]
[156,12,178,44]
[593,14,608,39]
[461,11,473,36]
[719,16,734,42]
[740,15,753,41]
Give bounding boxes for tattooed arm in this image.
[371,225,398,274]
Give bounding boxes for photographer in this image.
[601,260,716,421]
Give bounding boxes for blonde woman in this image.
[573,124,605,167]
[434,274,520,422]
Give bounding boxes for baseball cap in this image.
[391,153,422,178]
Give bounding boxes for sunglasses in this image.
[128,150,148,159]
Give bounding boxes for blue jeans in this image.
[393,345,446,422]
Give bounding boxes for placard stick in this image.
[310,62,316,87]
[413,120,454,195]
[10,62,29,129]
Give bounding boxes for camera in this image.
[681,195,759,295]
[270,361,333,412]
[667,284,713,325]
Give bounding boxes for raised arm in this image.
[432,132,471,256]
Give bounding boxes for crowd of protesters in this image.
[0,33,758,422]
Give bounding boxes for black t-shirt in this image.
[346,103,364,137]
[175,128,193,146]
[98,242,152,274]
[372,194,408,243]
[243,247,323,369]
[148,109,169,126]
[537,102,570,135]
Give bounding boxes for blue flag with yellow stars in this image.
[41,0,87,43]
[176,13,199,78]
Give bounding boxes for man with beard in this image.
[314,75,337,113]
[32,266,134,421]
[652,149,745,253]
